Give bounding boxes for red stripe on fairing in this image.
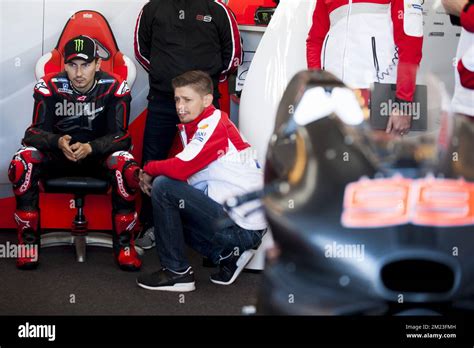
[214,1,242,76]
[134,7,151,72]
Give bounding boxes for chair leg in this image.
[74,235,87,262]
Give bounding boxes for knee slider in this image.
[8,147,43,195]
[106,151,140,201]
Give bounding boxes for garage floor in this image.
[0,230,262,315]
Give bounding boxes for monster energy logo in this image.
[74,39,84,51]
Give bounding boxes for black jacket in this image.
[23,71,132,157]
[134,0,242,98]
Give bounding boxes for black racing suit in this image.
[8,70,142,270]
[25,70,131,158]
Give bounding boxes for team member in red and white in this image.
[134,0,243,245]
[306,0,424,135]
[137,71,266,292]
[443,0,474,116]
[8,35,142,271]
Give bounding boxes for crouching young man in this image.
[137,71,267,292]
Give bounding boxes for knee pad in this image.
[106,151,140,201]
[8,146,43,196]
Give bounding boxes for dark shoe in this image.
[202,257,218,268]
[137,267,195,292]
[135,226,155,250]
[210,250,255,285]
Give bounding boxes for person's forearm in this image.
[23,127,61,151]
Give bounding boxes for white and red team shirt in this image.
[306,0,423,102]
[144,105,267,231]
[453,1,474,116]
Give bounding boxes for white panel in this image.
[0,0,44,190]
[239,0,316,165]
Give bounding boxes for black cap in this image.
[64,35,97,63]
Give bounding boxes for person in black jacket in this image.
[134,0,242,247]
[8,35,142,271]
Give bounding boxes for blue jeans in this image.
[151,176,264,271]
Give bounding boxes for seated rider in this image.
[8,35,142,271]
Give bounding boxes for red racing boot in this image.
[113,212,142,271]
[14,210,40,270]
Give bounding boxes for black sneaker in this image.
[137,267,195,292]
[210,250,255,285]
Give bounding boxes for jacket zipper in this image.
[371,36,380,82]
[178,125,187,147]
[322,34,330,69]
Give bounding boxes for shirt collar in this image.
[182,105,216,128]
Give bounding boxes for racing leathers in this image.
[8,70,142,270]
[306,0,424,103]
